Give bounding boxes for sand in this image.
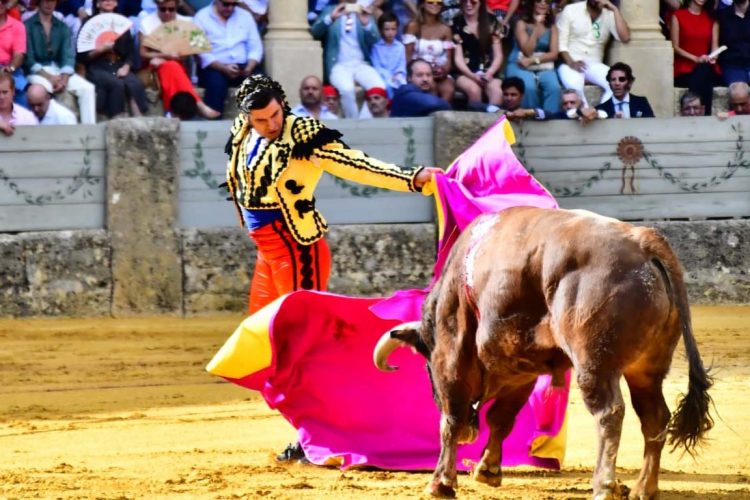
[0,306,749,499]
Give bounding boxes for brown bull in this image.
[374,206,713,499]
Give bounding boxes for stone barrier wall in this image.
[0,219,746,317]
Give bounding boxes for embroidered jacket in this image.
[226,113,423,245]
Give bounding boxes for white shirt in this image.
[194,5,263,68]
[337,13,365,65]
[40,99,78,125]
[557,1,620,63]
[611,94,631,119]
[291,104,339,121]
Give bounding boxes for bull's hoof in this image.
[426,481,456,498]
[473,465,502,487]
[594,480,624,500]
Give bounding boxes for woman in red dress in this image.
[671,0,722,115]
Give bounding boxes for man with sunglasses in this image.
[557,0,630,107]
[194,0,263,116]
[595,61,654,119]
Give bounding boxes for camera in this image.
[344,3,362,13]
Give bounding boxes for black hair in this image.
[170,91,198,120]
[521,0,555,27]
[236,74,291,114]
[607,62,635,83]
[407,58,432,79]
[680,91,702,109]
[502,76,525,94]
[378,10,399,32]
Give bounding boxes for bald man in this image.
[25,83,77,125]
[290,75,338,120]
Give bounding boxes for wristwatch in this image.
[533,56,541,65]
[8,65,15,72]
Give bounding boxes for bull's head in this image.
[373,321,432,372]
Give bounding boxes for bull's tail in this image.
[642,230,714,456]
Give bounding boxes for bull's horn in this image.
[373,322,420,372]
[373,332,403,372]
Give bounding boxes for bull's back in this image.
[465,207,680,368]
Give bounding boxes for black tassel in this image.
[291,128,343,160]
[224,133,234,156]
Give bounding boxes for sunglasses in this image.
[158,6,176,12]
[609,76,629,82]
[219,0,237,6]
[424,0,442,4]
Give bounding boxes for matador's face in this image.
[248,98,285,141]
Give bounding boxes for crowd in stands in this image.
[1,0,749,134]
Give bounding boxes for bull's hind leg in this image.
[473,382,536,487]
[577,369,626,500]
[624,370,670,500]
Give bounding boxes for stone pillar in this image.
[264,0,323,107]
[608,1,674,117]
[106,118,183,316]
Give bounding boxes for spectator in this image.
[671,0,720,115]
[25,0,96,123]
[0,71,37,135]
[555,86,606,121]
[500,76,548,121]
[557,0,630,107]
[321,83,342,116]
[78,0,148,118]
[194,0,263,116]
[25,80,77,123]
[722,80,750,115]
[55,0,87,54]
[139,0,220,119]
[678,91,705,117]
[451,0,503,111]
[371,11,407,97]
[717,0,750,85]
[595,61,655,119]
[360,85,390,117]
[0,0,28,106]
[291,74,339,120]
[486,0,519,37]
[403,0,455,103]
[505,0,561,113]
[390,57,451,116]
[311,0,385,118]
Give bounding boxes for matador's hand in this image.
[414,167,443,189]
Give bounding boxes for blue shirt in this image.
[370,39,407,91]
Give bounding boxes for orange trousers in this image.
[247,220,331,314]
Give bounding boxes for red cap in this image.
[365,87,388,99]
[322,85,339,97]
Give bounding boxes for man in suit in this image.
[596,62,655,119]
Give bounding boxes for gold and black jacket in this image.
[225,113,423,245]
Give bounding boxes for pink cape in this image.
[207,118,570,471]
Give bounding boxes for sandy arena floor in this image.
[0,306,749,499]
